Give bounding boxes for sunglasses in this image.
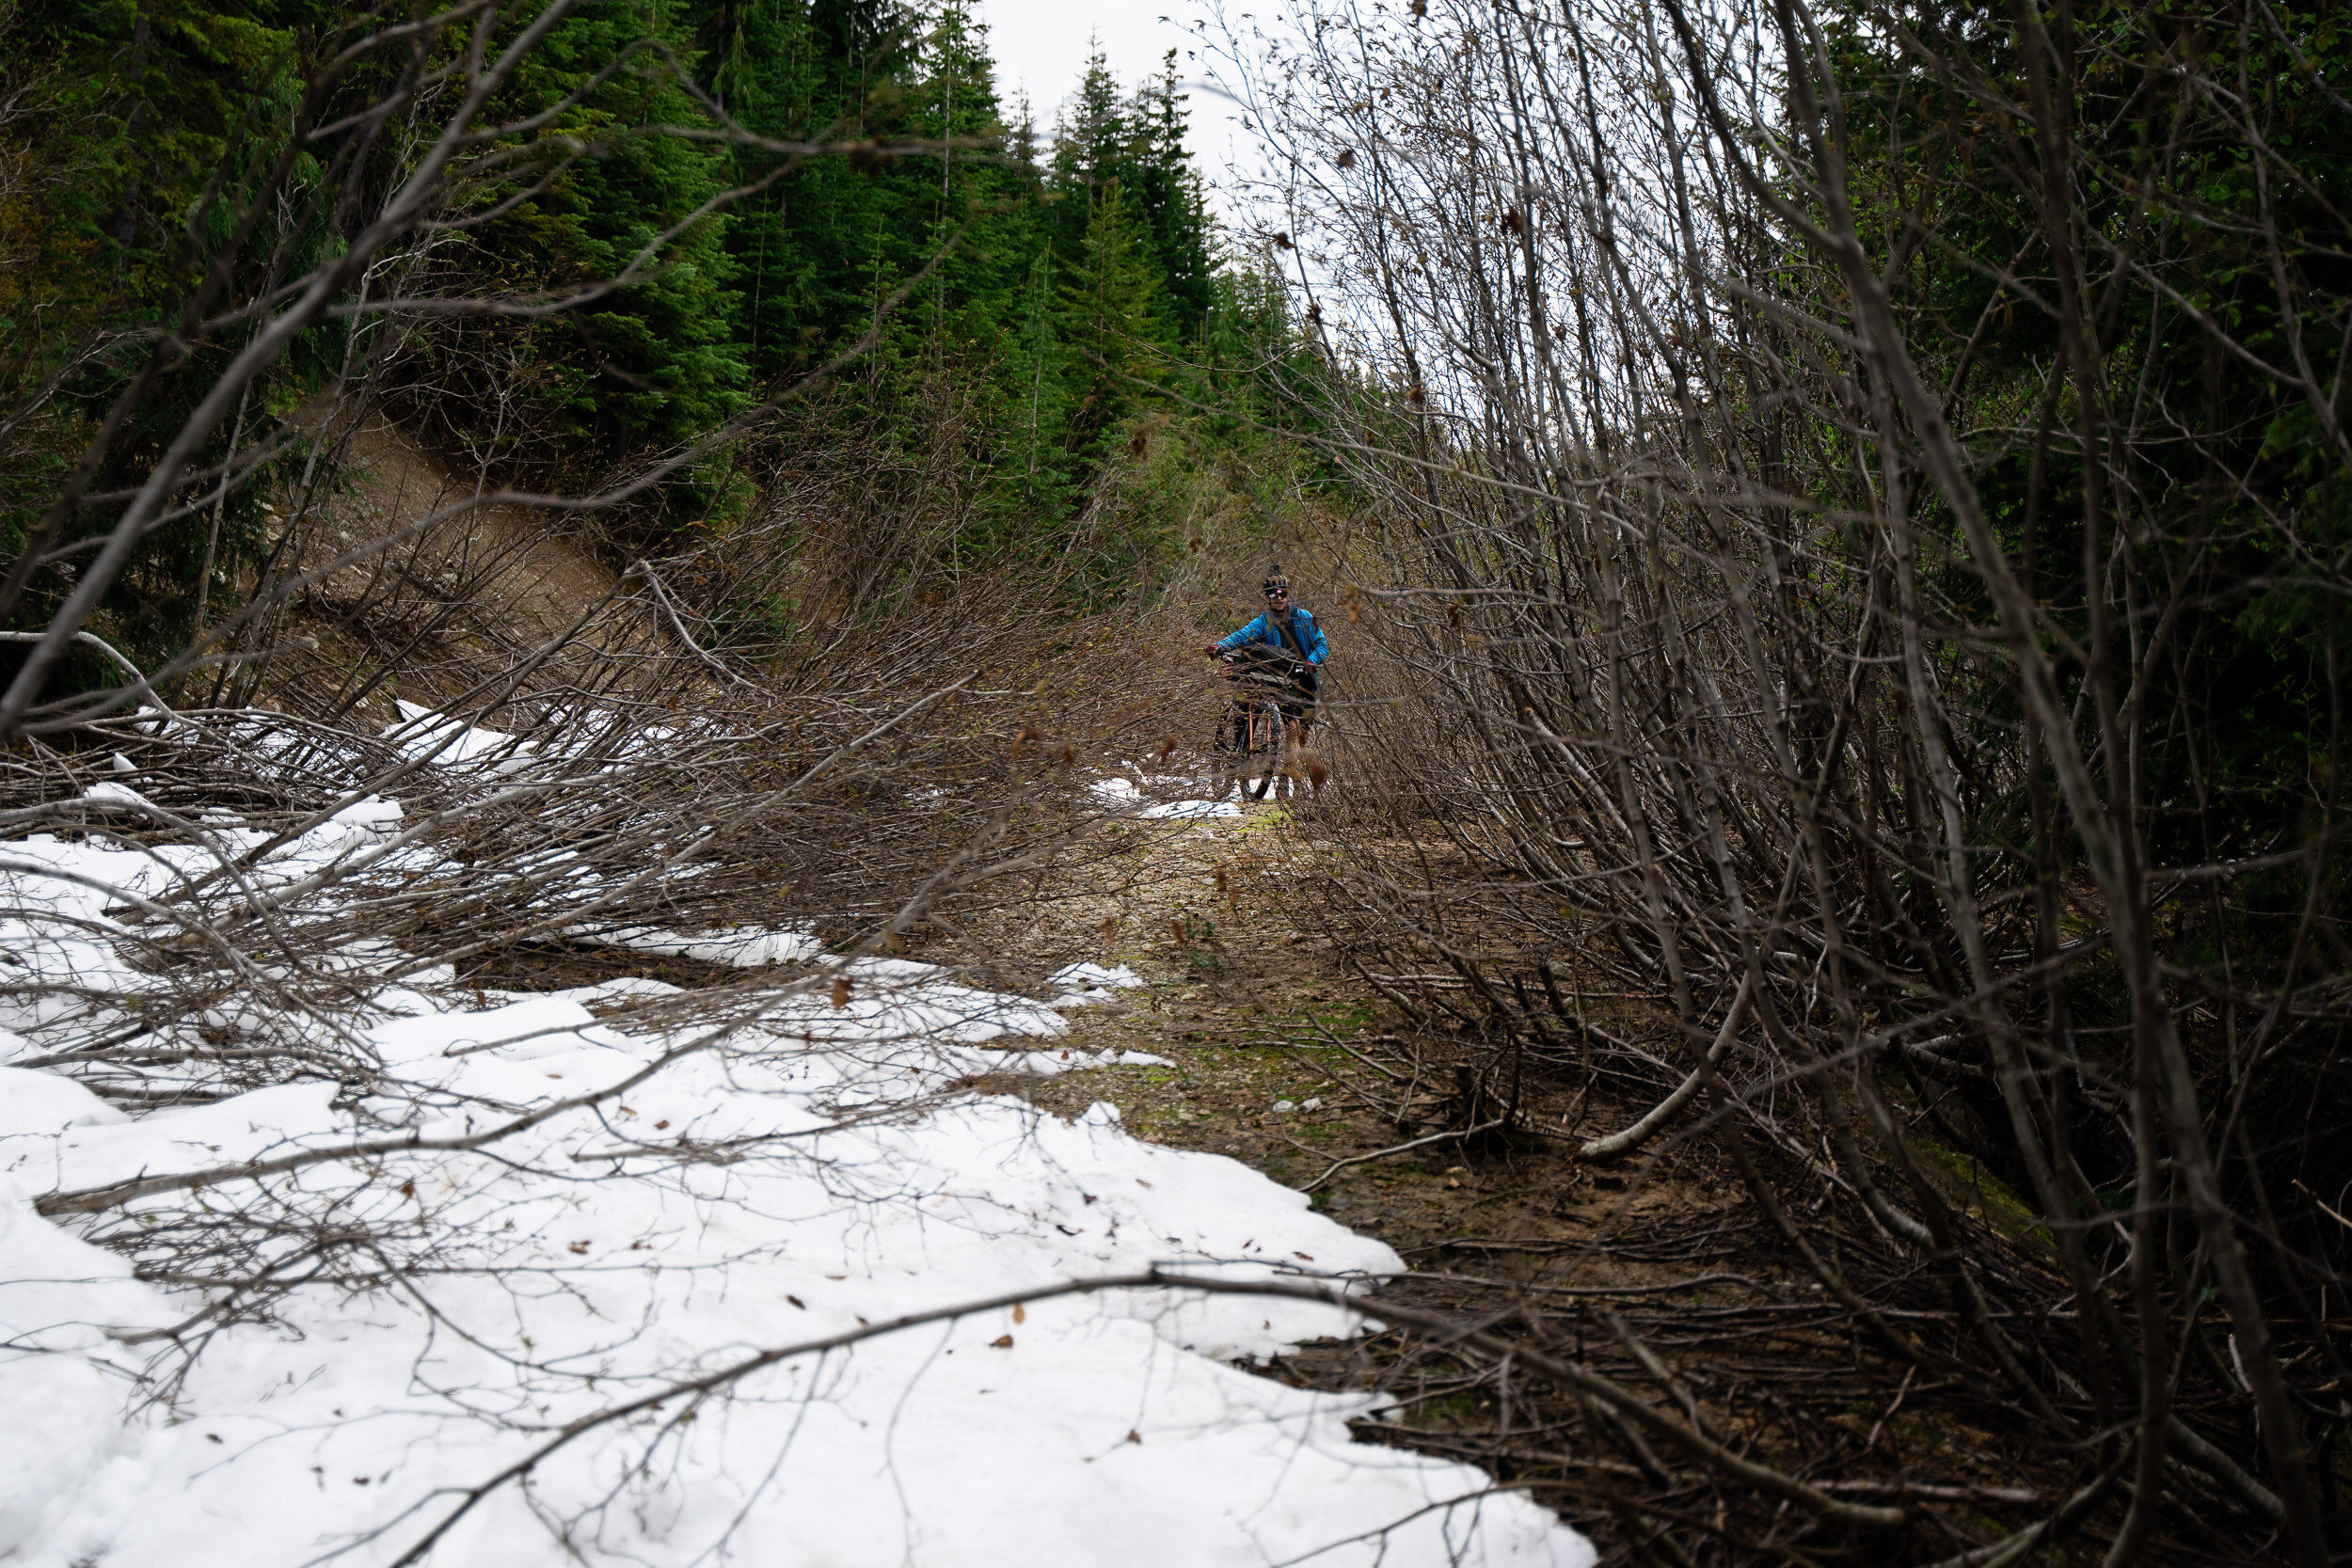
[1265,588,1289,599]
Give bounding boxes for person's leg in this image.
[1279,704,1311,798]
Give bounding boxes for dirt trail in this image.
[266,420,642,726]
[964,800,1726,1290]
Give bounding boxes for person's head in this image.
[1262,568,1291,612]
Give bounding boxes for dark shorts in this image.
[1287,676,1318,729]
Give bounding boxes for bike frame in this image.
[1214,652,1310,800]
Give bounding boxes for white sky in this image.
[968,0,1263,217]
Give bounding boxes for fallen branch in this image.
[1298,1117,1508,1193]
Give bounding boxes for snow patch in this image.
[0,1067,126,1134]
[1140,800,1244,820]
[576,924,825,967]
[386,700,537,774]
[1050,961,1145,991]
[0,731,1592,1568]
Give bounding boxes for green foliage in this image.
[0,0,1325,686]
[1817,0,2352,868]
[0,0,334,681]
[1817,0,2352,1251]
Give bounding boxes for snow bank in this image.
[0,758,1591,1568]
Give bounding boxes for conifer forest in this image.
[3,0,2352,1564]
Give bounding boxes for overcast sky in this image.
[968,0,1263,216]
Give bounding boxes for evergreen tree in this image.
[1128,51,1214,343]
[1047,46,1124,255]
[898,1,1025,366]
[483,4,748,453]
[0,0,1308,671]
[999,243,1067,519]
[713,0,919,385]
[1,0,338,676]
[1051,179,1161,469]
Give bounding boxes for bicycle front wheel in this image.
[1248,700,1285,800]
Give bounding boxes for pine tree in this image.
[1003,243,1067,515]
[713,0,929,385]
[1047,46,1125,255]
[1129,51,1214,343]
[899,1,1027,365]
[1052,179,1161,469]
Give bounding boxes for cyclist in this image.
[1203,568,1327,795]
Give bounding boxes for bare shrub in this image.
[1215,0,2352,1557]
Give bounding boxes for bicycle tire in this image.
[1209,704,1244,800]
[1248,700,1284,800]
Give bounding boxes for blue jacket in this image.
[1217,606,1328,666]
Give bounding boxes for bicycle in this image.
[1209,646,1311,801]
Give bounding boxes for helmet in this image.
[1262,568,1291,598]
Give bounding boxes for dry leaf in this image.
[1012,1303,1026,1324]
[830,976,852,1009]
[991,1334,1014,1349]
[787,1294,805,1309]
[1126,1430,1143,1444]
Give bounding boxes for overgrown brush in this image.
[1229,0,2352,1557]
